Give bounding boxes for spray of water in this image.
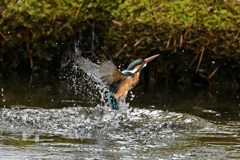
[0,56,216,158]
[60,42,133,111]
[1,42,239,159]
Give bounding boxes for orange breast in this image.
[115,73,139,99]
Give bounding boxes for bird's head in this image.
[126,54,159,73]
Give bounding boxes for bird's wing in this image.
[74,55,101,83]
[99,61,127,85]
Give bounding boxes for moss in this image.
[0,0,118,70]
[0,0,240,84]
[105,0,240,58]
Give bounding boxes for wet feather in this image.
[99,61,127,85]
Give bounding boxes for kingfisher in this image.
[99,54,159,110]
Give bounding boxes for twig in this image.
[145,5,161,14]
[179,34,183,47]
[154,35,160,41]
[189,49,200,69]
[0,32,7,41]
[113,44,127,59]
[234,32,239,42]
[166,34,172,48]
[196,46,205,73]
[133,38,146,47]
[184,25,191,38]
[75,8,80,18]
[208,67,219,79]
[112,20,122,27]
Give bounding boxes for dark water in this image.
[0,73,240,159]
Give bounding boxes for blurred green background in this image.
[1,0,240,86]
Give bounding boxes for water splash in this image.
[60,43,136,109]
[1,105,240,159]
[1,43,240,159]
[72,47,101,84]
[0,105,209,140]
[60,42,111,107]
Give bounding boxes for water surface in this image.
[0,73,240,159]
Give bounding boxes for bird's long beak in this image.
[142,54,159,65]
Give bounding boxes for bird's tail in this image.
[108,92,119,110]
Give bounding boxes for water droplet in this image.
[1,88,3,92]
[182,50,184,52]
[35,133,39,142]
[211,61,215,64]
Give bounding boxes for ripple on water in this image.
[0,105,208,140]
[1,105,239,159]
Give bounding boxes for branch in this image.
[113,44,127,59]
[0,32,7,41]
[196,46,205,73]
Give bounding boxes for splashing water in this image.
[1,103,240,159]
[72,46,101,83]
[60,44,111,107]
[0,105,209,141]
[61,44,135,109]
[1,44,240,159]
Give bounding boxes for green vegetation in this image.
[1,0,240,85]
[0,0,117,71]
[107,0,240,56]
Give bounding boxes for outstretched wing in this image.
[74,55,101,83]
[99,61,127,85]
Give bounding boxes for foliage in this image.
[0,0,240,84]
[105,0,240,59]
[0,0,118,70]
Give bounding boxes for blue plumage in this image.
[108,92,119,110]
[99,54,159,110]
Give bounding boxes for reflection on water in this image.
[0,73,240,159]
